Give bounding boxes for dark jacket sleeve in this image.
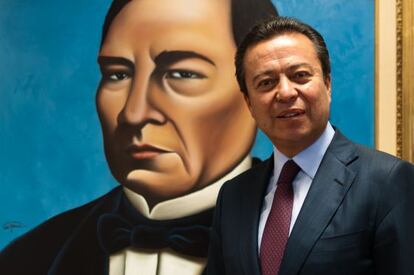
[205,182,227,275]
[373,160,414,275]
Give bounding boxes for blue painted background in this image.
[0,0,374,248]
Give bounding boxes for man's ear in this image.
[324,75,332,102]
[243,93,253,113]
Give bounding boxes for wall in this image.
[0,0,374,248]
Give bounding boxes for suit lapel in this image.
[279,132,358,275]
[239,156,274,275]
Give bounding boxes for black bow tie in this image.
[96,195,213,258]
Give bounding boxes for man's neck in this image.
[274,125,330,158]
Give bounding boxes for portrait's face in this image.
[96,0,255,205]
[243,33,331,157]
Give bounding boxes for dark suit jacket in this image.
[1,186,215,274]
[0,187,123,275]
[1,158,261,275]
[206,130,414,275]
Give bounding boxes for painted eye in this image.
[166,70,205,79]
[107,72,130,81]
[163,69,209,96]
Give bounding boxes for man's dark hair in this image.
[235,16,331,94]
[100,0,278,48]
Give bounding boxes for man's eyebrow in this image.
[97,56,134,70]
[154,51,215,67]
[288,63,314,71]
[252,63,315,83]
[252,70,274,84]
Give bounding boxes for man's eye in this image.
[293,71,311,80]
[166,70,204,79]
[257,79,276,88]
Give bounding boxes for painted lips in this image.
[126,144,169,160]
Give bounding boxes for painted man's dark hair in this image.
[235,16,331,94]
[100,0,278,48]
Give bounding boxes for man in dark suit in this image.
[206,17,414,275]
[0,0,278,274]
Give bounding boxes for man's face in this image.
[97,0,255,205]
[244,33,331,157]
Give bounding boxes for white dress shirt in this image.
[109,156,252,275]
[257,123,335,251]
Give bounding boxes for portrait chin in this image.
[100,122,203,205]
[123,152,199,204]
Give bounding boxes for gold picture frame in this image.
[397,0,414,162]
[376,0,413,162]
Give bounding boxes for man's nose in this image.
[118,75,166,127]
[275,76,298,103]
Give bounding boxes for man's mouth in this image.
[276,109,305,119]
[126,144,169,160]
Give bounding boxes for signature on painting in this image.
[3,221,25,232]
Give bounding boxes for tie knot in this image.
[278,160,300,185]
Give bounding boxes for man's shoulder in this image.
[0,186,121,270]
[338,131,407,169]
[354,142,414,184]
[329,129,404,167]
[331,130,414,191]
[221,156,271,193]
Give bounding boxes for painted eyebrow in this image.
[154,50,215,67]
[97,56,134,71]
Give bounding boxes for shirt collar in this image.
[273,122,335,179]
[123,156,252,220]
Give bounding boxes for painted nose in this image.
[118,76,166,128]
[275,76,298,103]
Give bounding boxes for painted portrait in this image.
[0,0,375,274]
